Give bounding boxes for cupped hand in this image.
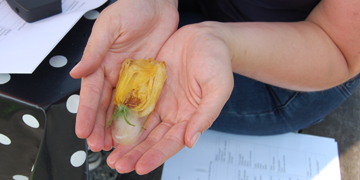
[69,0,179,151]
[106,22,234,174]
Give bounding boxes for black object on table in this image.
[6,0,62,23]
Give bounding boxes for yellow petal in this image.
[114,58,166,117]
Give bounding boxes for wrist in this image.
[166,0,178,8]
[158,0,178,9]
[195,21,234,69]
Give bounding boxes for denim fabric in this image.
[210,74,360,135]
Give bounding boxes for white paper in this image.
[162,130,341,180]
[0,0,107,74]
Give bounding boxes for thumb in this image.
[184,86,233,148]
[70,14,117,79]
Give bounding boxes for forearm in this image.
[217,21,350,91]
[202,0,360,92]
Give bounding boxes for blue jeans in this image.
[210,74,360,135]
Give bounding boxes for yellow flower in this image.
[114,58,167,117]
[108,58,166,129]
[108,58,166,145]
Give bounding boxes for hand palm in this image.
[107,24,234,174]
[70,0,179,151]
[87,0,179,83]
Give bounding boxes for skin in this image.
[70,0,360,175]
[70,0,179,152]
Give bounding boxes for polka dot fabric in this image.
[0,74,11,84]
[0,97,45,180]
[0,2,110,180]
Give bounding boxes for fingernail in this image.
[190,132,201,148]
[70,61,81,74]
[107,155,116,168]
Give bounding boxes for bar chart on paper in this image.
[162,130,340,180]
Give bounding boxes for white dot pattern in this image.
[12,175,28,180]
[0,5,104,178]
[66,94,80,114]
[70,150,86,167]
[49,55,68,68]
[84,10,100,20]
[0,133,11,145]
[22,114,40,128]
[0,74,11,84]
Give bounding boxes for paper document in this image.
[0,0,107,73]
[162,130,341,180]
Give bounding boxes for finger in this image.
[103,89,116,151]
[107,143,133,169]
[184,85,233,148]
[107,113,159,169]
[86,80,113,151]
[134,121,187,175]
[114,115,169,173]
[106,128,149,170]
[70,14,117,79]
[75,68,104,139]
[107,112,161,170]
[106,127,147,169]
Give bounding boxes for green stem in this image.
[107,105,135,128]
[123,107,135,127]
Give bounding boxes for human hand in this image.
[106,22,234,174]
[69,0,179,151]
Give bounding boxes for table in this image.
[0,2,111,179]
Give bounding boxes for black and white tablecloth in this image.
[0,2,111,179]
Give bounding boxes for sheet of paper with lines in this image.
[0,0,107,73]
[162,130,340,180]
